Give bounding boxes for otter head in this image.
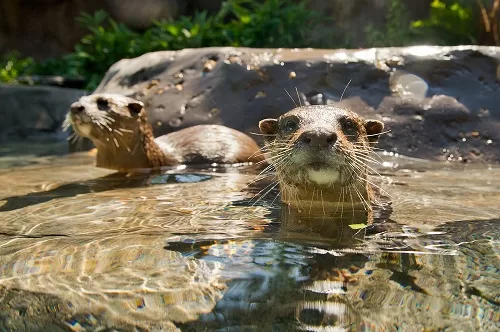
[66,93,146,149]
[65,93,171,171]
[259,105,384,189]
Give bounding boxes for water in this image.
[0,145,498,331]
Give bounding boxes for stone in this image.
[94,46,500,163]
[0,84,85,141]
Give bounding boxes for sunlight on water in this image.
[0,150,498,331]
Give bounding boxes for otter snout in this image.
[298,130,337,148]
[70,102,85,114]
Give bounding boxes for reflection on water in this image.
[0,150,498,331]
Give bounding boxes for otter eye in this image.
[343,119,356,131]
[283,119,298,133]
[97,98,109,111]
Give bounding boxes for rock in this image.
[94,46,500,163]
[0,84,85,141]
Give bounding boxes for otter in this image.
[64,93,264,172]
[258,105,384,230]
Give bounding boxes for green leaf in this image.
[348,224,368,230]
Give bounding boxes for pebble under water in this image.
[0,145,498,331]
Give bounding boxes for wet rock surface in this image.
[0,84,85,142]
[95,46,500,163]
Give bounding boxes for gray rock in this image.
[0,84,86,141]
[95,46,500,163]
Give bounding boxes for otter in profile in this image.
[65,93,264,172]
[258,105,384,229]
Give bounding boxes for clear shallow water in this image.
[0,148,498,331]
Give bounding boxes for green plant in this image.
[0,52,35,83]
[411,0,477,45]
[213,0,330,48]
[365,0,415,47]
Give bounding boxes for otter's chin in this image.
[307,168,340,186]
[72,122,93,138]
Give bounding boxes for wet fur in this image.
[65,93,264,171]
[258,105,384,222]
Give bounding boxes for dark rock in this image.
[94,46,500,163]
[0,84,86,141]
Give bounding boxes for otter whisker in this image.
[284,88,298,107]
[249,132,277,137]
[246,172,276,187]
[113,134,133,153]
[353,173,391,198]
[250,180,280,207]
[62,116,72,131]
[352,184,371,212]
[308,188,316,215]
[348,186,355,220]
[348,157,383,179]
[351,144,387,151]
[320,190,326,216]
[295,87,302,107]
[350,150,384,163]
[340,79,352,102]
[349,153,383,166]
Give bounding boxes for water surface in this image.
[0,148,498,331]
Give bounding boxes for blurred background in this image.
[1,0,499,91]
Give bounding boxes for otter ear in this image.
[128,102,144,114]
[259,119,278,137]
[365,120,384,143]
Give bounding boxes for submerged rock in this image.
[94,46,500,163]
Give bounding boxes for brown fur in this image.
[259,105,384,227]
[65,93,264,171]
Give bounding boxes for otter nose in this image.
[299,130,337,147]
[70,102,85,114]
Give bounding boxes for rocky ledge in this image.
[4,46,500,163]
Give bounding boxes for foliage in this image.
[411,0,477,45]
[0,52,35,84]
[365,0,415,47]
[2,0,334,90]
[0,0,492,89]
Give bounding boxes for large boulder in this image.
[95,46,500,163]
[0,84,85,141]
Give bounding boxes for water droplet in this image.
[486,139,493,145]
[289,71,297,79]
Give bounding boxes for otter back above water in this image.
[65,93,265,171]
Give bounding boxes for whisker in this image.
[295,87,302,107]
[340,79,352,102]
[284,88,298,107]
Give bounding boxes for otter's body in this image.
[155,125,263,165]
[259,105,384,225]
[65,94,264,172]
